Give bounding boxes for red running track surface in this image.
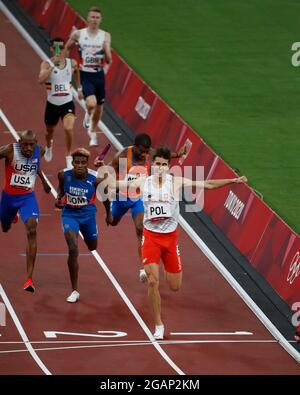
[0,9,299,375]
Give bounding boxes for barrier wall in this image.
[17,0,300,309]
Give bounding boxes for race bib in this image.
[52,83,71,96]
[10,173,35,189]
[148,202,171,221]
[66,193,88,207]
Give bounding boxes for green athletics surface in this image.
[68,0,300,234]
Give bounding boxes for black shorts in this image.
[44,100,75,126]
[80,70,105,105]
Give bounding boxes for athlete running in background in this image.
[95,133,186,283]
[38,37,83,168]
[0,130,51,292]
[114,146,247,339]
[55,148,110,303]
[65,6,112,147]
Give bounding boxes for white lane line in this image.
[0,109,184,375]
[1,338,286,345]
[171,331,253,336]
[0,284,51,375]
[0,339,282,356]
[177,217,300,364]
[91,250,185,375]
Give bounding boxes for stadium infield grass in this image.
[68,0,300,234]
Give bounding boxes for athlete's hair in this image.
[71,148,90,160]
[134,133,152,149]
[50,37,65,47]
[20,130,37,140]
[153,147,171,162]
[88,6,102,15]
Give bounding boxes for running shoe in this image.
[153,324,165,340]
[44,143,53,162]
[66,290,80,303]
[139,268,147,283]
[83,111,91,129]
[23,278,35,292]
[89,131,98,147]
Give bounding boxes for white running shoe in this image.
[89,131,98,146]
[44,144,53,162]
[66,290,80,303]
[66,155,73,169]
[139,268,147,283]
[83,111,91,129]
[153,324,165,340]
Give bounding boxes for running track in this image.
[0,7,299,375]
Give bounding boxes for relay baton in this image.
[96,143,111,161]
[54,42,60,66]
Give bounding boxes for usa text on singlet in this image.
[4,143,40,195]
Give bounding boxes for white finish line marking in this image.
[0,284,51,375]
[44,330,127,339]
[0,339,281,356]
[170,331,253,336]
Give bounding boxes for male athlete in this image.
[95,133,186,282]
[65,6,112,147]
[55,148,110,302]
[0,130,51,291]
[114,147,247,339]
[38,37,83,168]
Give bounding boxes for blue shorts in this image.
[62,213,98,240]
[0,191,39,225]
[111,198,144,219]
[80,70,105,105]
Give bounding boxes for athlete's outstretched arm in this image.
[177,176,248,190]
[116,176,146,191]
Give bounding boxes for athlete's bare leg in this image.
[165,271,182,291]
[91,104,102,131]
[108,216,122,226]
[45,125,55,148]
[1,222,11,232]
[145,263,163,326]
[84,238,97,252]
[65,231,79,291]
[24,217,38,278]
[133,212,144,264]
[63,114,75,156]
[85,95,97,121]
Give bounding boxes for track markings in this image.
[0,283,51,374]
[0,106,185,375]
[19,253,92,257]
[44,330,127,339]
[171,331,253,336]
